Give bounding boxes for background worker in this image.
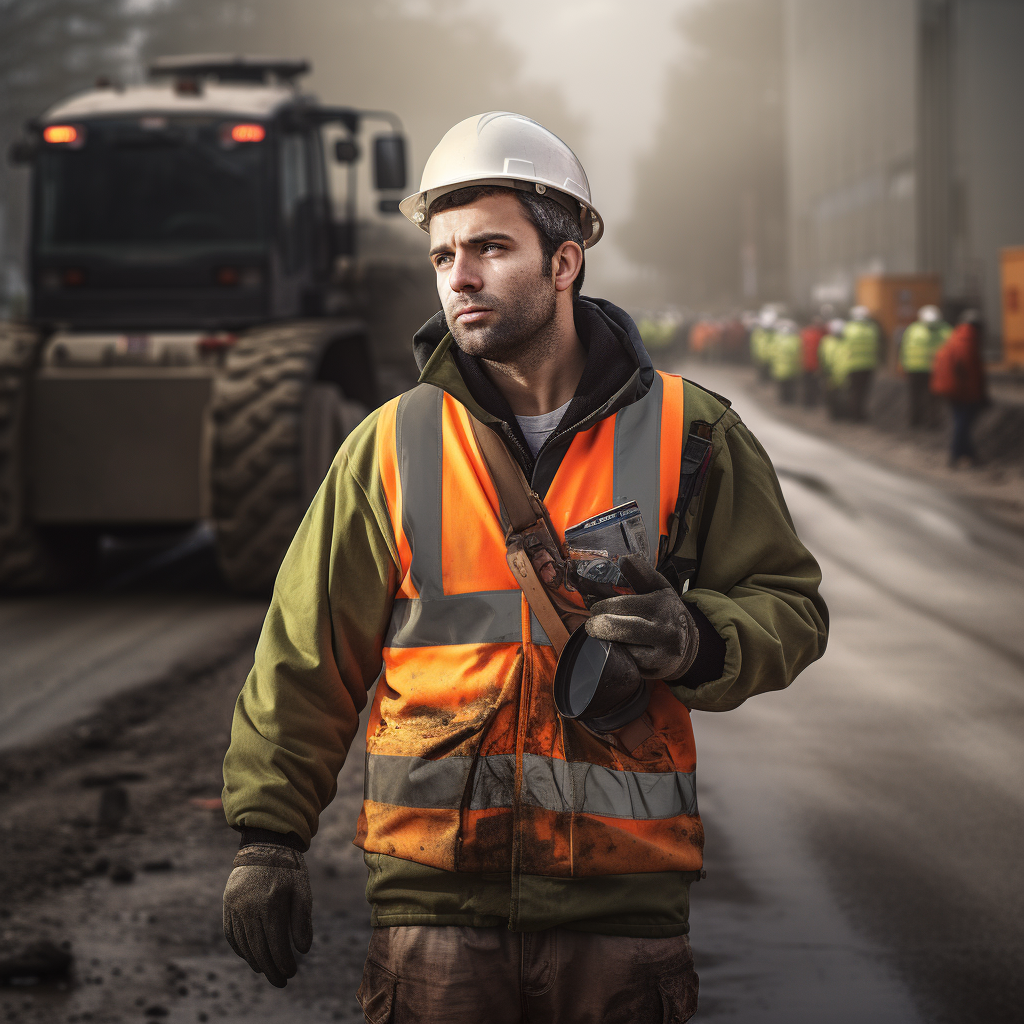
[819,317,847,420]
[750,306,777,382]
[799,314,827,407]
[771,318,802,404]
[841,305,880,422]
[931,309,989,467]
[220,112,827,1024]
[900,304,950,427]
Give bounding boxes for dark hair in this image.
[427,185,586,301]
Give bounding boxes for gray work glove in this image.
[223,844,313,988]
[585,555,699,680]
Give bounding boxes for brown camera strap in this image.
[468,414,572,654]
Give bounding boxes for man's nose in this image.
[447,251,482,294]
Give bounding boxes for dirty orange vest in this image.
[355,371,704,879]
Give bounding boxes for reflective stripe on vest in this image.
[364,751,697,820]
[901,322,948,373]
[387,373,666,648]
[843,322,879,371]
[360,370,703,881]
[771,333,801,380]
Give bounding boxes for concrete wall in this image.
[785,0,919,308]
[786,0,1024,353]
[950,0,1024,346]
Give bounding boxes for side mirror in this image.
[373,134,407,191]
[334,138,360,164]
[8,139,36,165]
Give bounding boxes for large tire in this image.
[210,320,370,595]
[0,323,63,591]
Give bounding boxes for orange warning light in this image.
[43,125,78,144]
[230,123,266,143]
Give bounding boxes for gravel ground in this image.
[0,642,373,1024]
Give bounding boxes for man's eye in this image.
[481,243,503,253]
[434,254,452,268]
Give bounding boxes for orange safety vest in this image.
[356,370,704,879]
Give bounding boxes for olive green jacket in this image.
[222,302,828,936]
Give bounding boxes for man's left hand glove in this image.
[585,555,699,680]
[223,844,313,988]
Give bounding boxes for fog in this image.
[1,0,783,314]
[4,0,1020,328]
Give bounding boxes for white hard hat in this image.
[400,111,604,247]
[828,318,845,336]
[759,307,779,328]
[919,304,941,324]
[850,305,870,321]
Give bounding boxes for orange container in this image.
[1001,248,1024,369]
[855,274,943,370]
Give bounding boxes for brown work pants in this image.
[357,925,698,1024]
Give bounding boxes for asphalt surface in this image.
[1,366,1021,1022]
[682,362,1024,1023]
[0,526,267,752]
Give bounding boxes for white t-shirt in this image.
[516,399,572,459]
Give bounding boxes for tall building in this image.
[785,0,1024,352]
[622,0,787,312]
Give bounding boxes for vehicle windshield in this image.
[36,116,270,254]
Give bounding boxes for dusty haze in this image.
[0,0,785,318]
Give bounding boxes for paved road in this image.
[680,363,1024,1023]
[0,526,266,752]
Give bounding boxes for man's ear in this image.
[552,241,584,294]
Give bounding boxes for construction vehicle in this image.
[3,55,409,593]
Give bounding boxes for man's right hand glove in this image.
[585,555,699,681]
[222,843,313,988]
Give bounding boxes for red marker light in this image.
[230,123,265,143]
[44,125,78,144]
[198,333,237,353]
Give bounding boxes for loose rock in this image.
[0,940,73,985]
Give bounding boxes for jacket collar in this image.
[412,296,655,435]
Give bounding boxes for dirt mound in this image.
[867,372,1024,467]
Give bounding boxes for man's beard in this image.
[447,274,558,369]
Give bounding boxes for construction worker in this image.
[771,318,802,404]
[750,307,777,382]
[931,309,989,467]
[220,112,828,1023]
[799,315,828,407]
[819,318,847,420]
[841,305,880,422]
[900,304,950,427]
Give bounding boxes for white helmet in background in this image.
[828,318,846,336]
[850,305,870,322]
[400,111,604,247]
[758,307,779,329]
[919,304,941,324]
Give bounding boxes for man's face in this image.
[428,192,557,363]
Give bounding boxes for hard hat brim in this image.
[400,176,604,249]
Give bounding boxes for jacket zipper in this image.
[496,405,614,925]
[489,421,534,929]
[500,421,534,477]
[508,628,533,930]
